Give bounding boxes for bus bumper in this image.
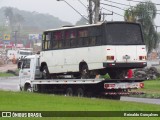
[103,62,147,68]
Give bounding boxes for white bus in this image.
[40,21,147,79]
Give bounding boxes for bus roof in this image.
[44,21,140,32]
[44,22,103,32]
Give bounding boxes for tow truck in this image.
[19,54,144,100]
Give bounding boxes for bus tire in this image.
[80,64,90,79]
[42,65,51,79]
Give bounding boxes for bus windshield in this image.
[105,23,144,45]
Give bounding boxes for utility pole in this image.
[93,0,100,23]
[13,31,18,48]
[89,0,93,24]
[88,0,100,24]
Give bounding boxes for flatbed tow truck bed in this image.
[21,78,144,100]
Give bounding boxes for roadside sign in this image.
[3,34,10,40]
[29,34,42,40]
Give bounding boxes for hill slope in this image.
[0,7,71,30]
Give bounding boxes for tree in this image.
[4,8,24,31]
[124,9,137,22]
[124,1,159,53]
[4,7,14,27]
[14,13,25,31]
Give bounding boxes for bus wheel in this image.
[80,64,90,79]
[66,88,73,96]
[42,65,51,79]
[76,88,84,97]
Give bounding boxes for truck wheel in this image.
[42,65,51,79]
[76,88,84,97]
[80,64,90,79]
[26,85,32,92]
[66,88,73,96]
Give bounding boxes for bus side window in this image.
[44,33,51,50]
[78,38,83,47]
[52,32,59,49]
[52,40,58,49]
[89,37,96,46]
[78,29,88,47]
[70,30,76,47]
[88,26,102,46]
[83,38,89,46]
[64,31,71,48]
[59,39,62,48]
[96,36,102,45]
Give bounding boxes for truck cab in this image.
[19,54,42,91]
[17,50,33,60]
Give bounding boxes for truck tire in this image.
[76,88,84,97]
[66,88,73,96]
[25,85,32,92]
[42,65,51,79]
[27,87,32,92]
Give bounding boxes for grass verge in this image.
[0,72,15,77]
[130,80,160,98]
[0,90,160,120]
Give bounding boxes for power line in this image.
[103,0,133,7]
[101,3,126,11]
[102,7,124,17]
[77,0,87,8]
[57,0,89,22]
[127,0,160,6]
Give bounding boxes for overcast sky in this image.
[0,0,160,30]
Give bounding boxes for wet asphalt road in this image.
[0,77,160,105]
[121,96,160,105]
[0,77,19,91]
